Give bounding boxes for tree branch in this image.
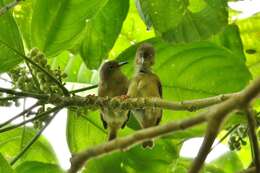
[69,112,208,173]
[188,78,260,173]
[69,84,98,94]
[52,92,236,112]
[245,108,260,172]
[0,87,48,99]
[10,111,60,165]
[0,0,22,16]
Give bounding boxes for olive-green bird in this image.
[98,60,129,141]
[127,43,162,148]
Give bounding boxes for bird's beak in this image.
[118,61,128,67]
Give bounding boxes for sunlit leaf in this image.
[138,0,228,43]
[79,0,129,69]
[0,127,58,166]
[31,0,108,56]
[0,0,24,72]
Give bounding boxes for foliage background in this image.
[0,0,260,172]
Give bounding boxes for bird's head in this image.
[135,43,155,70]
[99,60,128,81]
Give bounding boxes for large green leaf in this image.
[15,161,64,173]
[211,152,243,173]
[0,127,57,166]
[66,109,107,153]
[138,0,228,43]
[236,13,260,78]
[116,29,250,127]
[0,0,24,72]
[117,38,250,101]
[171,158,226,173]
[83,140,179,173]
[13,0,34,50]
[109,0,155,59]
[80,0,129,69]
[31,0,108,56]
[0,154,13,173]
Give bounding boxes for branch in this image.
[0,0,21,16]
[69,112,208,173]
[245,108,260,172]
[53,92,236,112]
[0,102,39,129]
[10,111,59,165]
[0,96,21,101]
[0,104,64,133]
[69,84,98,94]
[0,87,48,99]
[237,167,256,173]
[189,78,260,173]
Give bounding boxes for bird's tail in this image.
[142,140,154,148]
[108,128,117,141]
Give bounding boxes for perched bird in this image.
[127,43,162,148]
[98,60,129,141]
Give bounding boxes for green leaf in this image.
[83,140,179,173]
[80,0,129,69]
[0,154,13,173]
[15,161,64,173]
[211,151,243,173]
[31,0,108,56]
[0,0,24,72]
[138,0,228,43]
[236,13,260,78]
[109,0,155,59]
[171,157,226,173]
[49,52,94,83]
[13,0,34,50]
[0,127,57,166]
[66,109,107,153]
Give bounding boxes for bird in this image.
[127,43,162,148]
[98,60,129,141]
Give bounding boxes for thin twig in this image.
[69,84,98,94]
[0,96,21,101]
[188,78,260,173]
[245,108,260,172]
[0,105,64,133]
[0,40,69,96]
[0,102,39,128]
[10,111,60,165]
[0,0,22,16]
[0,76,14,84]
[25,61,41,91]
[0,87,48,99]
[211,124,239,151]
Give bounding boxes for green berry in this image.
[30,48,40,57]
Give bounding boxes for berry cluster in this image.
[228,125,247,151]
[9,48,67,94]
